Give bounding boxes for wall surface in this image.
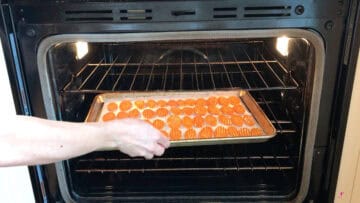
[335,51,360,202]
[0,41,35,202]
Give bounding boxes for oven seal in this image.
[36,29,325,202]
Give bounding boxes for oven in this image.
[1,0,359,202]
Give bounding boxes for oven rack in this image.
[61,45,299,93]
[70,142,297,174]
[71,101,298,174]
[69,91,299,174]
[256,95,297,135]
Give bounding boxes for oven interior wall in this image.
[47,38,313,200]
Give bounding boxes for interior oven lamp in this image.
[75,41,88,60]
[276,36,290,56]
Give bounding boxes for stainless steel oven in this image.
[1,0,359,202]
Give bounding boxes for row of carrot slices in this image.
[107,96,244,112]
[103,105,247,121]
[164,126,263,140]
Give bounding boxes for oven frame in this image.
[0,0,359,202]
[37,29,324,202]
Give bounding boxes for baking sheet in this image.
[86,90,276,148]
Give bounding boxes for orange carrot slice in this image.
[199,127,213,139]
[205,115,217,126]
[170,128,182,140]
[143,109,156,119]
[182,116,193,128]
[103,112,116,121]
[243,115,256,126]
[231,115,244,126]
[156,108,169,117]
[167,115,182,128]
[120,100,132,111]
[107,102,118,111]
[184,129,197,139]
[128,109,140,118]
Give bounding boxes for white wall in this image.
[335,51,360,202]
[0,41,35,202]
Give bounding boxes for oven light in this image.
[276,36,289,56]
[75,41,88,60]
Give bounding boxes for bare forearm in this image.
[0,115,114,166]
[0,115,169,167]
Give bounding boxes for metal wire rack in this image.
[61,42,299,93]
[71,142,297,174]
[70,94,297,174]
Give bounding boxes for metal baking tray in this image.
[86,90,276,148]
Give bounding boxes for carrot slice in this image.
[170,128,182,140]
[107,102,118,111]
[182,116,193,128]
[128,109,140,118]
[207,97,217,106]
[182,107,194,115]
[177,99,186,106]
[103,112,116,121]
[243,115,256,126]
[243,128,251,136]
[251,128,263,136]
[208,105,220,115]
[233,104,245,114]
[184,129,197,139]
[134,100,145,109]
[215,126,228,138]
[205,115,217,126]
[119,100,132,111]
[167,115,182,128]
[157,100,167,107]
[231,115,244,126]
[196,98,207,106]
[193,116,204,128]
[146,99,157,108]
[170,107,182,115]
[117,111,128,119]
[218,96,230,106]
[184,98,196,106]
[199,127,213,139]
[168,100,178,107]
[228,126,239,137]
[156,108,169,117]
[221,106,233,115]
[194,105,207,115]
[219,115,232,125]
[153,119,165,130]
[238,128,251,136]
[143,109,156,119]
[229,96,241,105]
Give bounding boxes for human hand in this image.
[101,118,170,159]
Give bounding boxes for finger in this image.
[156,133,171,148]
[152,144,165,156]
[144,152,154,160]
[146,126,170,148]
